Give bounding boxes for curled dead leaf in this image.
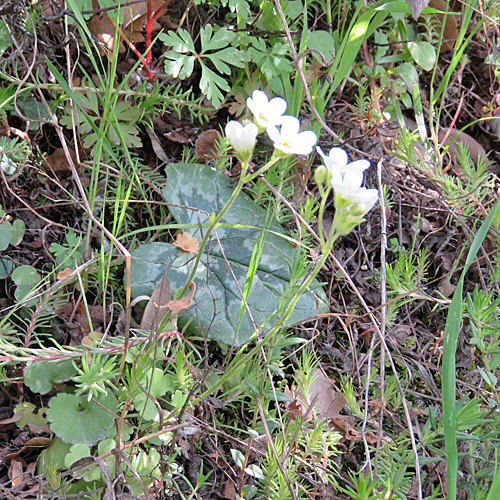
[44,148,75,175]
[195,130,220,159]
[285,369,346,422]
[56,268,73,281]
[166,282,196,312]
[141,276,196,329]
[173,232,199,253]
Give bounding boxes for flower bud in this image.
[225,121,258,163]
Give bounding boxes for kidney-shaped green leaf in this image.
[129,163,327,346]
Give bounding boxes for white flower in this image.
[246,89,287,130]
[266,116,317,156]
[330,168,379,214]
[225,121,258,162]
[317,146,370,176]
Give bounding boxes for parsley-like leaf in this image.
[160,26,247,108]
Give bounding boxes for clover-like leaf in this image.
[0,258,14,279]
[129,163,327,346]
[109,123,142,148]
[164,53,196,79]
[249,40,292,81]
[159,29,196,53]
[199,65,230,106]
[10,219,26,246]
[126,448,161,497]
[46,392,118,446]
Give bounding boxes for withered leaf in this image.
[140,277,196,329]
[173,232,199,253]
[195,130,220,159]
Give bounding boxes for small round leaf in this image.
[47,393,118,446]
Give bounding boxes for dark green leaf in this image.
[25,359,79,395]
[129,164,327,345]
[200,25,235,52]
[199,64,229,108]
[164,53,196,79]
[0,19,12,57]
[159,30,195,53]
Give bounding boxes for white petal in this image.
[268,97,287,118]
[279,115,301,137]
[343,170,364,192]
[225,121,257,154]
[266,124,281,145]
[348,159,371,174]
[327,148,348,169]
[361,188,379,212]
[316,146,328,161]
[294,131,317,154]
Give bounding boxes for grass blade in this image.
[442,198,500,500]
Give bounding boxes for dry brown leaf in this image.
[57,300,108,345]
[166,282,196,312]
[145,127,169,163]
[57,268,73,281]
[164,129,191,144]
[140,276,196,329]
[329,415,357,436]
[44,148,75,175]
[9,458,25,488]
[0,412,23,427]
[427,0,458,52]
[173,232,200,253]
[89,13,126,54]
[195,130,220,159]
[311,369,346,420]
[286,369,346,422]
[4,437,53,461]
[121,0,166,31]
[438,126,486,166]
[140,275,171,330]
[344,427,380,444]
[288,157,310,201]
[304,60,325,83]
[222,479,237,500]
[81,331,104,346]
[88,1,167,57]
[438,276,456,297]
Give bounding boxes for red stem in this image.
[145,0,154,82]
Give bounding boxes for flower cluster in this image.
[225,89,317,161]
[317,146,378,215]
[225,89,378,238]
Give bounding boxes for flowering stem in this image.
[243,155,281,183]
[176,161,249,299]
[177,156,282,301]
[193,233,336,404]
[192,183,341,403]
[317,186,332,253]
